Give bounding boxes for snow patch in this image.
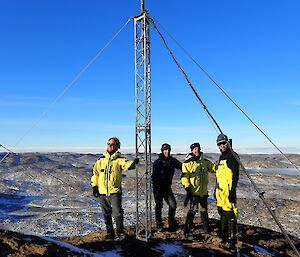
[40,236,122,257]
[153,241,187,256]
[253,245,274,256]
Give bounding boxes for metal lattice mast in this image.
[134,0,152,242]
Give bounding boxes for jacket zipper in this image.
[106,159,110,196]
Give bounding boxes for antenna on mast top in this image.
[141,0,145,12]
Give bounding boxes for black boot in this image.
[168,219,179,232]
[155,204,164,231]
[168,207,178,231]
[219,215,227,240]
[155,209,164,231]
[184,210,195,239]
[200,211,209,233]
[115,215,125,239]
[221,217,236,249]
[104,215,115,240]
[227,218,237,246]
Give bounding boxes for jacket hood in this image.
[103,151,121,160]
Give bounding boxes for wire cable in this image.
[152,17,299,172]
[150,16,300,257]
[149,16,224,135]
[0,18,132,236]
[0,145,16,164]
[0,144,15,154]
[0,18,131,165]
[0,19,132,236]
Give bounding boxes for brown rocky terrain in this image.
[0,152,299,256]
[1,218,300,257]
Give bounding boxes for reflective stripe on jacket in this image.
[91,151,134,195]
[181,153,213,196]
[215,159,235,212]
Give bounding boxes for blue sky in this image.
[0,0,299,154]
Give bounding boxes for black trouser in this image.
[99,193,124,236]
[153,189,177,226]
[218,207,237,242]
[184,195,208,234]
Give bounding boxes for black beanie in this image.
[190,142,201,151]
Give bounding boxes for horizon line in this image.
[2,146,300,155]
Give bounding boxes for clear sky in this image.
[0,0,299,154]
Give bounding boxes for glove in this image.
[228,189,235,203]
[92,186,100,198]
[128,158,139,170]
[212,161,219,172]
[184,187,193,207]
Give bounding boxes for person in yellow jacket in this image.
[91,137,138,240]
[181,142,213,239]
[214,134,239,248]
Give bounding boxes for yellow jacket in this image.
[181,153,213,196]
[214,149,239,215]
[91,151,134,195]
[215,159,238,213]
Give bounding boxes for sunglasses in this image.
[107,142,117,147]
[217,142,227,147]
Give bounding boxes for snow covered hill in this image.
[0,152,299,256]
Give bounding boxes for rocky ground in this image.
[1,218,300,257]
[0,152,299,256]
